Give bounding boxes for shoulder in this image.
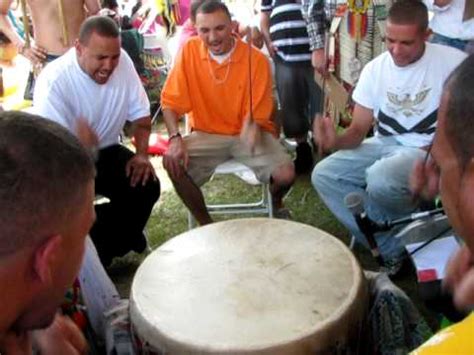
[426,42,468,67]
[38,49,76,85]
[181,37,202,56]
[366,51,391,71]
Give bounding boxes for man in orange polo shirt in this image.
[161,0,295,225]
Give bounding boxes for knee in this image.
[272,162,295,187]
[365,164,402,202]
[137,176,161,203]
[148,177,161,201]
[311,158,334,191]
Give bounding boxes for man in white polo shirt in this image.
[33,16,160,266]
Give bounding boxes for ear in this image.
[423,29,430,42]
[32,235,62,285]
[75,39,83,56]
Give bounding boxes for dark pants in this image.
[90,144,160,265]
[274,57,321,139]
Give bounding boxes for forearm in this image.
[131,117,151,156]
[333,126,367,150]
[162,108,181,135]
[0,14,24,49]
[259,13,272,50]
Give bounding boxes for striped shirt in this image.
[261,0,312,63]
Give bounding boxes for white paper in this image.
[405,236,460,280]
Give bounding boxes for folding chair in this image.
[187,159,273,229]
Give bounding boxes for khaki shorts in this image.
[184,131,292,186]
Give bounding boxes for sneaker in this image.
[294,142,314,174]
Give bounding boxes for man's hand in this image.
[313,114,337,154]
[312,48,328,78]
[20,44,48,65]
[444,246,474,310]
[76,119,98,149]
[241,26,264,49]
[163,137,188,180]
[409,156,439,201]
[32,314,88,355]
[126,153,156,187]
[240,118,261,155]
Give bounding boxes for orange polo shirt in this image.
[161,36,275,135]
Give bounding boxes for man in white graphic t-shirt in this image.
[311,0,466,269]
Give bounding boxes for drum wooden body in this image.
[131,218,368,354]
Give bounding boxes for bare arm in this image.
[260,11,275,57]
[0,0,23,49]
[84,0,100,16]
[162,108,188,179]
[314,104,373,153]
[0,0,47,63]
[335,104,374,149]
[130,116,152,156]
[125,116,156,187]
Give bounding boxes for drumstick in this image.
[316,32,330,159]
[20,0,30,48]
[248,28,253,123]
[58,0,69,47]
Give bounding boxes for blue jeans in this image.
[430,32,468,52]
[311,136,425,260]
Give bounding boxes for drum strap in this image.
[247,29,253,123]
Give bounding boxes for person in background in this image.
[423,0,474,54]
[261,0,322,174]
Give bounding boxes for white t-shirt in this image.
[424,0,474,41]
[353,43,467,148]
[33,48,150,149]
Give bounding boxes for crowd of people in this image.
[1,0,474,353]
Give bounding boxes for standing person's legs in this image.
[91,145,160,265]
[274,58,319,173]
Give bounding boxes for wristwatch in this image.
[168,132,182,142]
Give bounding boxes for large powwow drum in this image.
[131,218,368,354]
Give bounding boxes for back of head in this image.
[444,55,474,168]
[195,0,230,21]
[79,15,120,45]
[388,0,428,32]
[0,112,95,256]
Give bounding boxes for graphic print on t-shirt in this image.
[386,88,431,117]
[376,85,436,137]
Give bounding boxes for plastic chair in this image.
[187,159,274,229]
